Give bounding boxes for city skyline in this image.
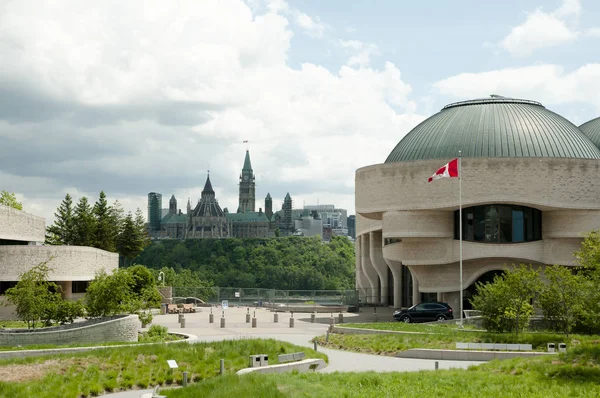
[1,0,599,223]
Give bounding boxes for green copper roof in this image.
[385,97,600,163]
[226,211,269,222]
[579,117,600,149]
[243,150,253,172]
[161,213,187,224]
[265,193,272,200]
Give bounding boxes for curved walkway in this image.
[103,307,483,397]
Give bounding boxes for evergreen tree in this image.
[134,207,151,250]
[109,200,125,238]
[0,190,23,210]
[93,191,115,252]
[73,196,96,246]
[46,194,76,245]
[116,212,141,266]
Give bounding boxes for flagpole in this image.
[459,150,463,328]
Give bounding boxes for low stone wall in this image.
[396,348,556,361]
[0,315,140,346]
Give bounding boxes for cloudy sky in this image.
[1,0,600,223]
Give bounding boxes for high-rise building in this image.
[238,150,255,213]
[147,192,162,231]
[347,215,356,239]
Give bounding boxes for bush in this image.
[54,300,85,324]
[147,324,168,339]
[138,312,153,327]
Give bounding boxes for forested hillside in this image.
[135,236,355,290]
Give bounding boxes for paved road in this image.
[103,307,484,397]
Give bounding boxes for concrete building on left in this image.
[0,204,118,319]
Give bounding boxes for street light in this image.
[158,271,165,287]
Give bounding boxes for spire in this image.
[202,174,215,197]
[285,192,291,200]
[243,150,253,172]
[266,193,272,200]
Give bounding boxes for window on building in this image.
[72,281,89,294]
[454,205,542,243]
[0,281,18,295]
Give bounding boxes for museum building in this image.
[355,96,600,312]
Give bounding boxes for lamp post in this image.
[158,271,165,287]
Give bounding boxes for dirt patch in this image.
[0,356,102,383]
[0,359,64,383]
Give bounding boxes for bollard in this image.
[246,308,251,323]
[180,317,186,328]
[220,359,225,375]
[209,307,214,323]
[314,340,318,351]
[182,371,188,387]
[220,313,226,328]
[330,313,335,326]
[252,317,257,328]
[289,312,295,328]
[178,313,184,323]
[311,312,316,323]
[326,331,330,343]
[274,312,279,323]
[338,312,344,324]
[435,361,439,370]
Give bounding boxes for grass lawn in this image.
[165,345,600,398]
[0,339,326,398]
[322,322,600,355]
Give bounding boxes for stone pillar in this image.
[355,235,365,291]
[384,258,402,308]
[411,271,420,306]
[360,233,379,304]
[369,231,388,305]
[61,281,73,300]
[437,292,443,302]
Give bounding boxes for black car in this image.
[393,302,454,323]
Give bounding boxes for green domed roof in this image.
[579,116,600,149]
[386,96,600,163]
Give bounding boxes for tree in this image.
[85,269,134,317]
[4,260,62,329]
[575,230,600,277]
[0,190,23,210]
[116,212,141,267]
[538,265,587,336]
[471,264,542,335]
[134,207,151,251]
[109,200,125,238]
[73,196,96,246]
[127,265,161,309]
[93,191,115,252]
[46,194,76,245]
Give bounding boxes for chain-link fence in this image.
[171,287,360,311]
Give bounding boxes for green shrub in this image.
[148,324,168,339]
[55,299,85,324]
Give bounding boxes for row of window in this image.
[454,205,542,243]
[0,281,88,295]
[381,204,543,245]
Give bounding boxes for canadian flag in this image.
[428,158,459,183]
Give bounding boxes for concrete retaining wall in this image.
[396,348,556,361]
[0,315,140,346]
[236,358,327,374]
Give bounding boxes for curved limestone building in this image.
[355,96,600,311]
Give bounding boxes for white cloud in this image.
[295,12,327,38]
[586,27,600,37]
[340,40,379,68]
[500,0,583,56]
[0,0,422,223]
[434,64,600,112]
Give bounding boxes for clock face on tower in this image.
[243,175,249,181]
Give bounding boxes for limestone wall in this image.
[0,204,45,243]
[0,315,140,346]
[0,245,118,281]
